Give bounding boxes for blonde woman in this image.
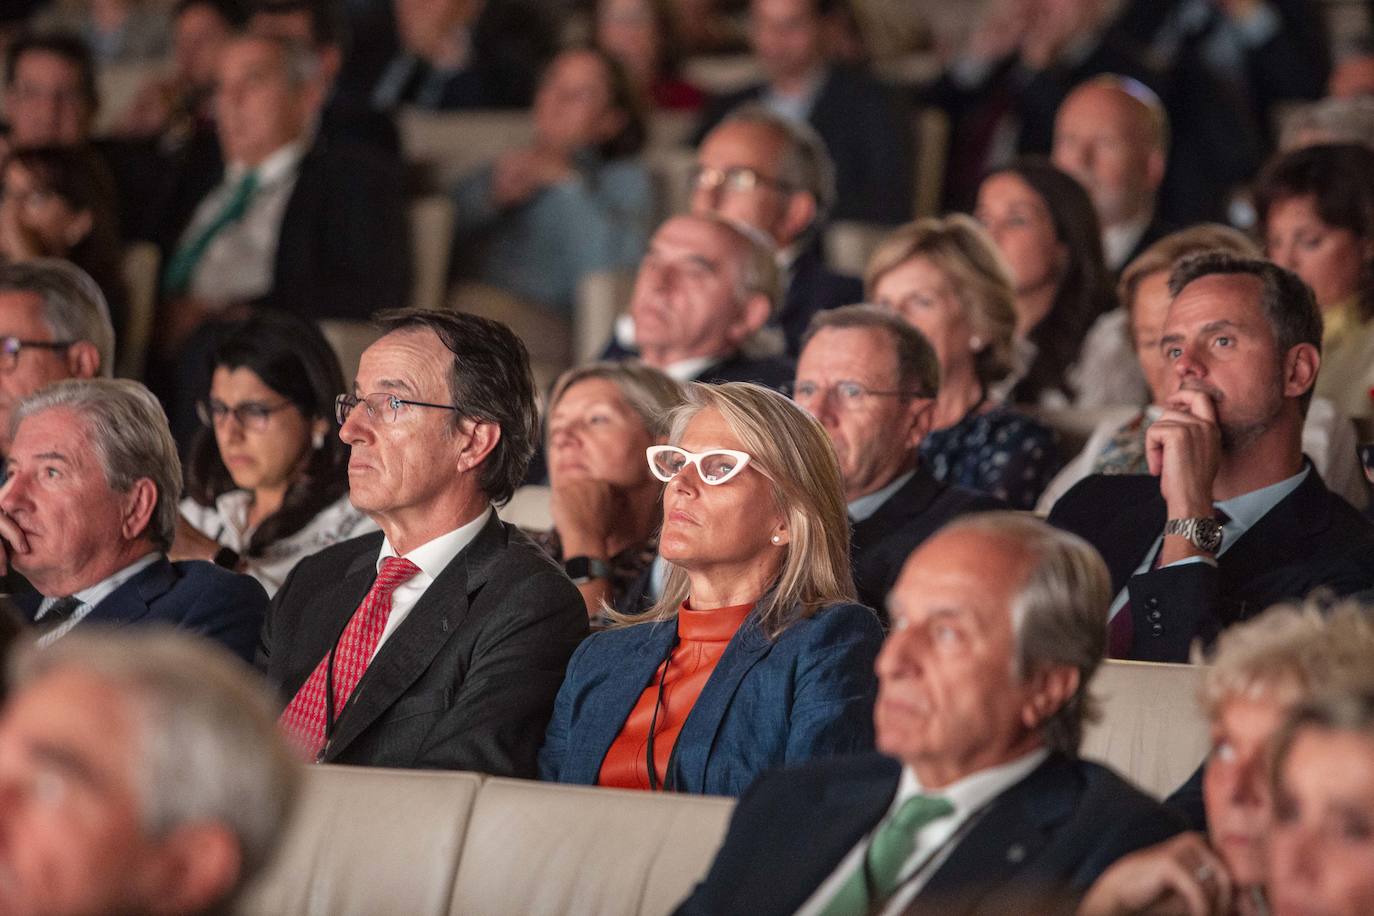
[1080,600,1374,916]
[866,215,1061,509]
[538,382,883,796]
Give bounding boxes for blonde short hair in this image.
[1198,598,1374,720]
[547,361,687,441]
[622,382,855,639]
[863,215,1019,386]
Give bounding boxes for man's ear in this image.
[453,419,501,476]
[1282,342,1320,401]
[65,340,101,379]
[902,398,935,452]
[777,192,817,248]
[1146,148,1166,191]
[63,209,93,247]
[726,292,772,347]
[140,823,243,916]
[120,478,159,542]
[1019,665,1080,732]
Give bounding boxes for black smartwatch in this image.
[564,555,611,584]
[212,547,241,569]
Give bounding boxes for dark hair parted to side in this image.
[185,311,349,557]
[1168,252,1323,411]
[5,31,98,113]
[802,304,941,399]
[373,308,538,506]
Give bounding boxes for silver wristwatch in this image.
[1163,517,1224,553]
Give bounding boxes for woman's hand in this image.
[170,513,223,563]
[490,149,574,209]
[551,478,624,560]
[0,199,48,261]
[1078,832,1234,916]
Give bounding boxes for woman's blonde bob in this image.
[610,382,855,638]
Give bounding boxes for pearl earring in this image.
[312,431,325,450]
[771,534,782,544]
[970,335,984,351]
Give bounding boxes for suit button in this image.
[1151,623,1164,637]
[1147,610,1162,622]
[1145,597,1159,609]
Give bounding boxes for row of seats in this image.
[235,659,1208,916]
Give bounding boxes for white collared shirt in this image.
[1102,213,1152,272]
[798,748,1051,916]
[847,469,916,523]
[179,140,307,307]
[34,551,162,646]
[369,506,491,660]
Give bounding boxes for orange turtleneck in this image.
[597,600,753,791]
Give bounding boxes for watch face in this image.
[1196,518,1224,552]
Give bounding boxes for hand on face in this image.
[1079,831,1234,916]
[0,505,30,576]
[1146,386,1222,522]
[550,477,626,558]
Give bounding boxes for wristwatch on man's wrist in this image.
[564,555,611,585]
[1163,517,1224,553]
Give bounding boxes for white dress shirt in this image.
[798,748,1052,915]
[179,140,306,306]
[369,507,491,660]
[34,552,162,646]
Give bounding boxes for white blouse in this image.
[179,490,378,596]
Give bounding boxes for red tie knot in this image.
[374,557,421,594]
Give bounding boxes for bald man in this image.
[1052,76,1171,272]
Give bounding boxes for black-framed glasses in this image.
[0,337,73,372]
[196,398,294,431]
[782,379,927,409]
[336,393,461,425]
[689,165,793,196]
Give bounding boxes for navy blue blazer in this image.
[538,601,883,797]
[676,751,1186,915]
[15,556,267,664]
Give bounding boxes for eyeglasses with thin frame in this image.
[196,398,295,431]
[689,165,793,197]
[646,445,752,485]
[0,337,73,372]
[783,379,928,409]
[336,392,461,425]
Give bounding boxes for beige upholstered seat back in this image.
[237,767,483,916]
[1081,660,1211,799]
[448,778,735,916]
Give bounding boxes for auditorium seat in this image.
[409,194,456,312]
[116,241,160,380]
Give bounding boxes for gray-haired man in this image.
[0,378,266,661]
[0,629,299,915]
[678,514,1183,915]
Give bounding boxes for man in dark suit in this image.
[602,213,794,390]
[691,0,913,226]
[260,309,586,775]
[0,378,266,663]
[678,513,1183,915]
[1052,76,1174,274]
[791,306,1001,622]
[692,107,862,356]
[1050,253,1374,663]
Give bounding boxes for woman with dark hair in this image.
[594,0,704,111]
[1257,143,1374,422]
[0,145,128,342]
[451,45,655,317]
[975,157,1116,407]
[173,311,375,595]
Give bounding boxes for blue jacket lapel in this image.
[670,614,774,791]
[568,619,678,784]
[83,556,178,625]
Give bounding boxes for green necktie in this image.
[818,793,955,916]
[161,170,260,296]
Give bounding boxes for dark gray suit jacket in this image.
[257,513,587,776]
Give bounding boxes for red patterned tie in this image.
[279,557,421,758]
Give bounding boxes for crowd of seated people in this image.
[2,1,1374,914]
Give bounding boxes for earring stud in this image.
[771,534,782,544]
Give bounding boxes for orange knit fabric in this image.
[597,600,754,790]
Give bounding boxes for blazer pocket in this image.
[380,689,452,725]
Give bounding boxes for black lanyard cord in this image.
[645,635,680,791]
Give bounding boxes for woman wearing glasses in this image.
[539,382,883,796]
[174,311,375,595]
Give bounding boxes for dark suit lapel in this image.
[280,550,377,698]
[671,616,774,790]
[851,468,942,552]
[1099,483,1167,591]
[324,514,502,758]
[913,755,1079,914]
[569,620,679,784]
[83,556,177,626]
